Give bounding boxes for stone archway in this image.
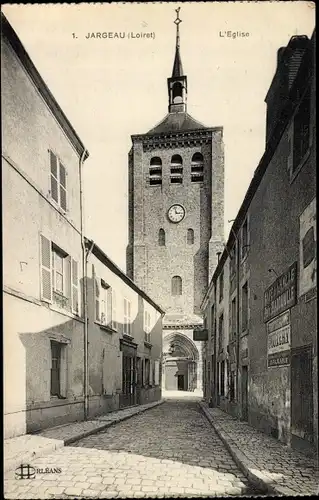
[162,332,199,392]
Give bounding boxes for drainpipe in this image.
[79,148,90,420]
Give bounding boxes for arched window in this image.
[149,157,162,185]
[170,154,183,184]
[191,152,204,182]
[187,228,194,245]
[172,82,183,104]
[171,276,182,296]
[158,229,166,246]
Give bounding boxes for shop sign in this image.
[264,262,297,322]
[267,311,291,368]
[268,350,290,368]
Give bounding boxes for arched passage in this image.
[163,332,199,392]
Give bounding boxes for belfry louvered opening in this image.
[170,154,183,184]
[191,152,204,182]
[149,157,162,185]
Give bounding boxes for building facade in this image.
[85,240,163,416]
[202,32,317,455]
[127,13,224,392]
[2,14,163,439]
[2,14,89,438]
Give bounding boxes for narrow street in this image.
[5,396,263,498]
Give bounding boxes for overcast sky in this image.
[3,2,315,272]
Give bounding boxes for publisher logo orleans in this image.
[15,464,62,480]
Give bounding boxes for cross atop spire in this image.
[172,7,184,77]
[174,7,182,49]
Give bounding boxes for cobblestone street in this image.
[5,398,261,498]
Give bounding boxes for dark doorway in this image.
[120,355,137,408]
[291,346,314,450]
[177,375,185,391]
[241,365,248,421]
[136,357,142,405]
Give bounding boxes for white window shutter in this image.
[112,290,117,330]
[50,151,59,203]
[128,301,131,334]
[40,234,52,302]
[65,255,71,302]
[71,259,79,314]
[95,276,100,321]
[59,162,67,211]
[287,123,294,178]
[107,288,112,327]
[149,359,153,385]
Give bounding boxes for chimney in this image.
[265,35,310,144]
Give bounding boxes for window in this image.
[172,82,183,104]
[40,235,78,313]
[171,276,182,296]
[218,314,224,353]
[123,297,132,335]
[95,279,111,326]
[293,87,311,172]
[187,228,194,245]
[112,289,117,330]
[50,150,67,211]
[242,281,248,332]
[191,152,204,182]
[158,229,166,246]
[144,310,151,343]
[149,157,162,185]
[50,341,62,397]
[231,297,237,339]
[241,219,249,260]
[52,247,65,295]
[170,154,183,184]
[219,271,224,302]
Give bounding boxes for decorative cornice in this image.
[163,323,203,330]
[131,128,222,151]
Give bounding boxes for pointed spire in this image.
[172,7,184,77]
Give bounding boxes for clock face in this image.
[167,204,185,223]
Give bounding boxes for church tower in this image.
[127,8,224,393]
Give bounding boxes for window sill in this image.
[48,303,84,322]
[289,148,311,185]
[95,321,116,333]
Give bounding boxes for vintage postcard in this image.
[2,2,317,499]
